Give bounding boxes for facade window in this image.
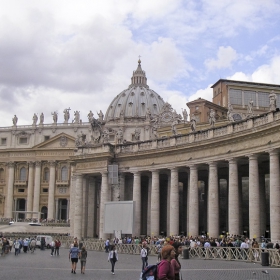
[44,136,50,141]
[61,166,68,181]
[0,168,4,180]
[18,189,25,193]
[19,137,28,144]
[19,167,27,181]
[42,188,48,193]
[44,168,50,181]
[1,138,7,145]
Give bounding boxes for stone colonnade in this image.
[71,150,280,242]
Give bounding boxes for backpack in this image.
[142,263,159,280]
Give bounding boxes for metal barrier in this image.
[63,241,280,268]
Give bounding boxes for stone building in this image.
[0,60,280,242]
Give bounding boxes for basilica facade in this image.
[1,60,280,242]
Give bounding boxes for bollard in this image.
[183,248,189,259]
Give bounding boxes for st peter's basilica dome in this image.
[104,60,166,122]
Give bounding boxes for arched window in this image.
[19,167,26,181]
[61,166,68,181]
[44,168,50,181]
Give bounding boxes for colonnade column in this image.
[6,162,15,219]
[99,171,109,240]
[47,161,56,220]
[32,161,41,218]
[170,168,179,236]
[269,150,280,241]
[150,170,159,236]
[228,158,240,235]
[248,154,260,239]
[133,171,141,236]
[208,162,219,238]
[188,165,199,236]
[26,161,34,219]
[259,170,266,236]
[73,174,83,239]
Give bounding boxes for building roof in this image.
[211,79,280,90]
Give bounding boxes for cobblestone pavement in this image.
[0,248,279,280]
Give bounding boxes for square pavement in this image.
[0,248,279,280]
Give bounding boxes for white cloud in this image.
[227,55,280,85]
[187,85,213,103]
[205,46,238,70]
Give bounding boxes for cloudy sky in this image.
[1,0,280,127]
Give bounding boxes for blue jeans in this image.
[142,257,148,271]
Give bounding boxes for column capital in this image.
[208,161,218,167]
[169,167,178,172]
[228,158,238,164]
[7,161,15,168]
[151,169,159,174]
[48,160,56,167]
[268,149,279,156]
[247,154,258,160]
[28,161,35,167]
[188,164,197,171]
[35,161,41,167]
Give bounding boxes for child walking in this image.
[79,246,87,274]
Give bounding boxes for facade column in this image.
[69,174,76,236]
[87,177,96,238]
[6,162,15,219]
[228,158,240,235]
[188,165,199,236]
[47,161,56,220]
[248,154,260,239]
[74,174,83,239]
[150,170,160,236]
[32,161,41,217]
[119,173,125,201]
[133,171,141,236]
[55,199,59,220]
[99,171,109,239]
[170,168,179,236]
[26,161,35,219]
[269,150,280,241]
[208,162,219,238]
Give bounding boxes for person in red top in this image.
[54,239,61,256]
[171,242,183,280]
[158,245,176,280]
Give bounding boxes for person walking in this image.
[14,238,20,256]
[69,243,79,274]
[171,242,183,280]
[140,242,148,271]
[50,240,55,256]
[108,244,118,275]
[79,246,87,274]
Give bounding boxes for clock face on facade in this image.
[162,111,173,122]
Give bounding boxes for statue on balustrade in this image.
[209,109,216,127]
[32,113,38,125]
[182,108,188,122]
[269,90,277,111]
[51,111,58,124]
[63,108,71,123]
[190,114,196,132]
[12,115,18,126]
[39,113,44,125]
